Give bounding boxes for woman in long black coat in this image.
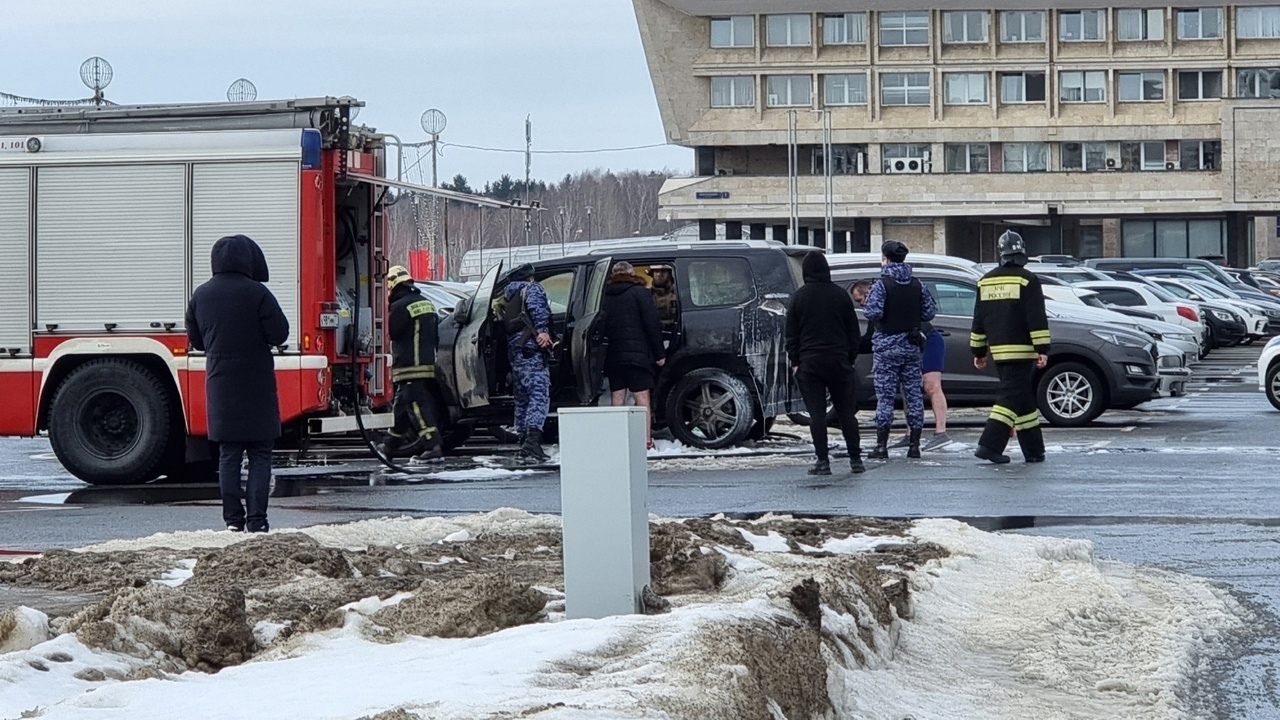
[186,234,289,533]
[601,261,665,448]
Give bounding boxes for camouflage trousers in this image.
[872,348,925,431]
[509,345,550,433]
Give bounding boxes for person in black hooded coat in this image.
[785,251,864,475]
[602,261,666,448]
[186,234,289,533]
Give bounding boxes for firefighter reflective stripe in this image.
[989,344,1038,361]
[406,300,435,318]
[990,405,1017,427]
[978,276,1027,302]
[1030,329,1051,345]
[970,332,988,348]
[1014,412,1040,430]
[391,365,436,382]
[411,403,438,438]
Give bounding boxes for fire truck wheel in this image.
[49,359,176,485]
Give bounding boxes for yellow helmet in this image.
[386,265,414,291]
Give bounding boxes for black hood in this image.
[211,234,269,282]
[802,252,831,283]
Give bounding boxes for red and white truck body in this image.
[0,97,415,484]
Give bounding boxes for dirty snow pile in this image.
[0,510,1248,720]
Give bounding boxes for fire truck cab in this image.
[0,97,423,485]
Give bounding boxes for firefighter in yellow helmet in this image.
[377,265,444,462]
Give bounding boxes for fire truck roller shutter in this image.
[191,161,301,349]
[35,165,186,332]
[0,168,30,352]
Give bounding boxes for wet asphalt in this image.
[1,345,1277,716]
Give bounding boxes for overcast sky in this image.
[7,0,691,185]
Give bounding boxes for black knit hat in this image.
[881,240,909,263]
[505,263,534,282]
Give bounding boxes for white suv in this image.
[1259,336,1280,411]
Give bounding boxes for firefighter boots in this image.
[907,428,922,459]
[975,446,1011,465]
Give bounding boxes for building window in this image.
[1000,72,1046,102]
[1002,143,1049,172]
[944,73,989,104]
[824,74,869,105]
[944,143,990,172]
[823,13,868,44]
[1236,7,1280,38]
[766,75,812,107]
[1059,71,1107,102]
[766,14,812,46]
[1177,8,1223,39]
[881,72,931,106]
[944,11,988,43]
[710,16,755,47]
[1001,10,1046,42]
[1237,67,1280,97]
[1117,8,1165,41]
[1060,10,1106,41]
[880,11,930,46]
[1120,141,1167,170]
[1177,70,1223,99]
[1061,142,1108,171]
[882,143,931,172]
[813,144,869,174]
[1119,71,1165,101]
[1179,140,1220,169]
[711,77,755,108]
[1123,219,1225,257]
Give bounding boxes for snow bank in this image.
[78,508,562,554]
[0,606,48,653]
[0,513,1247,720]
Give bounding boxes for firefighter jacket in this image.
[389,284,438,383]
[970,264,1051,362]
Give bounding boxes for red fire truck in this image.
[0,97,504,485]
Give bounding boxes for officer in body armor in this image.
[970,231,1051,464]
[862,241,938,460]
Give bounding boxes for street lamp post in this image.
[558,206,567,252]
[585,206,593,246]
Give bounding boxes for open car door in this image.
[571,257,612,405]
[454,262,502,408]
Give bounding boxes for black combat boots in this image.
[867,428,889,460]
[907,428,922,459]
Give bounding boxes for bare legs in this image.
[611,389,654,447]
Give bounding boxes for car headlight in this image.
[1211,310,1235,322]
[1266,309,1280,319]
[1167,332,1195,343]
[1090,329,1149,348]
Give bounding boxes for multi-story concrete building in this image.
[632,0,1280,263]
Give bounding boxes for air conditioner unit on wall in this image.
[715,168,734,176]
[1105,157,1118,170]
[886,158,925,174]
[1165,161,1178,171]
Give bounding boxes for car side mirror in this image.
[453,297,472,324]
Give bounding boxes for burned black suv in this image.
[433,241,813,449]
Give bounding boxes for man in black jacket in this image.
[785,252,864,476]
[602,261,666,448]
[186,235,289,533]
[378,265,444,462]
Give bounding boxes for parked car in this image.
[1027,263,1111,285]
[1042,286,1202,362]
[1146,278,1271,343]
[831,268,1160,426]
[1095,259,1280,311]
[1254,258,1280,273]
[417,281,470,318]
[435,241,810,450]
[1259,336,1280,411]
[1073,281,1206,335]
